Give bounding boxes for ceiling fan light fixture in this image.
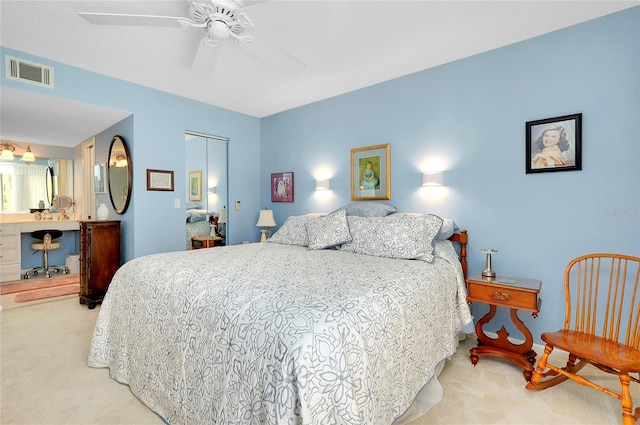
[209,20,230,39]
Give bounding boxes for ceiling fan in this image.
[78,0,306,76]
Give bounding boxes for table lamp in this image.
[256,209,276,242]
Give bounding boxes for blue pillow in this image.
[331,202,397,217]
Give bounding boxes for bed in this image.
[89,209,473,424]
[186,207,212,249]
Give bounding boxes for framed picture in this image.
[271,172,294,202]
[526,113,582,174]
[93,163,106,194]
[351,143,391,200]
[146,169,174,191]
[188,170,202,201]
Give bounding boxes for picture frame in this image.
[188,170,202,201]
[271,172,294,202]
[93,163,106,194]
[526,113,582,174]
[351,143,391,200]
[146,169,174,191]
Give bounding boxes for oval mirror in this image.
[107,135,132,214]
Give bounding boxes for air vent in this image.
[5,55,54,88]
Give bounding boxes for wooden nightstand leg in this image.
[470,306,538,381]
[470,304,497,365]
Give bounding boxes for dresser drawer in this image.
[467,281,539,312]
[0,263,21,282]
[0,235,19,263]
[0,224,19,236]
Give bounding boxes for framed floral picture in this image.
[271,172,294,202]
[351,143,391,200]
[146,169,174,191]
[526,113,582,173]
[188,170,202,201]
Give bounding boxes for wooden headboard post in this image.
[449,230,468,279]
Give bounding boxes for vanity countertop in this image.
[0,213,81,228]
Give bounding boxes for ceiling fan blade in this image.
[240,33,305,75]
[78,12,188,27]
[192,38,223,77]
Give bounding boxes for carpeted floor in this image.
[0,297,636,424]
[1,274,79,309]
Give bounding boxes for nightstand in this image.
[466,272,542,381]
[191,236,226,249]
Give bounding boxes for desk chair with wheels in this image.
[23,230,69,279]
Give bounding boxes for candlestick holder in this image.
[481,248,498,278]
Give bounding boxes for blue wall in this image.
[260,8,640,341]
[1,48,262,262]
[2,7,638,343]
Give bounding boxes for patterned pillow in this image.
[269,213,324,247]
[306,210,352,250]
[391,213,459,240]
[339,214,443,262]
[331,202,397,217]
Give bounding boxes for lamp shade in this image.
[256,209,276,227]
[422,171,444,186]
[208,186,217,194]
[315,179,330,190]
[0,149,14,160]
[21,146,35,162]
[218,206,227,224]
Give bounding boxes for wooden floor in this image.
[1,273,80,310]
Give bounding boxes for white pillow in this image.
[339,214,443,262]
[306,210,352,250]
[269,213,324,247]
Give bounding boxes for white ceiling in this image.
[1,0,638,147]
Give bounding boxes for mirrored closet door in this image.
[185,132,228,250]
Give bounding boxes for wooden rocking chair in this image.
[526,253,640,425]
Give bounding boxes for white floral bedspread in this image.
[88,241,472,424]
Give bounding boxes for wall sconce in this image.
[0,141,36,162]
[256,209,276,242]
[422,171,444,187]
[315,179,330,190]
[208,186,217,194]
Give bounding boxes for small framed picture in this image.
[271,172,294,202]
[94,163,106,194]
[146,169,174,191]
[351,143,391,200]
[526,113,582,174]
[188,170,202,201]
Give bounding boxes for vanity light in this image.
[0,142,36,162]
[315,179,330,190]
[21,146,35,162]
[422,171,444,187]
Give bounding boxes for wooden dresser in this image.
[79,220,121,309]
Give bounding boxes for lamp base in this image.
[260,229,268,243]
